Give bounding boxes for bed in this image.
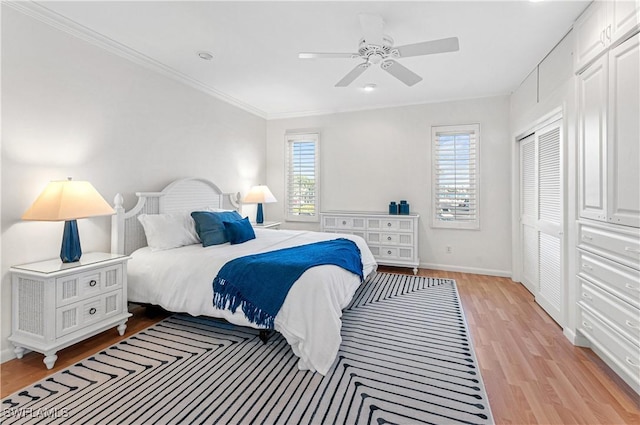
[111,177,377,375]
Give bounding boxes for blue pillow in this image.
[223,217,256,245]
[191,211,242,246]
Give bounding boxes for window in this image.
[432,124,480,229]
[285,133,319,222]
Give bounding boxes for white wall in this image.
[1,7,267,362]
[266,96,512,276]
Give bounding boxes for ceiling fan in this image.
[299,14,459,87]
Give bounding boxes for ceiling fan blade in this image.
[381,60,422,86]
[394,37,460,58]
[335,63,370,87]
[299,52,359,59]
[358,13,384,46]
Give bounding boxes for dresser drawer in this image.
[366,232,414,246]
[56,290,124,337]
[578,250,640,309]
[578,221,640,269]
[579,308,640,391]
[370,246,415,261]
[367,218,414,232]
[56,264,123,307]
[322,216,366,231]
[579,278,640,346]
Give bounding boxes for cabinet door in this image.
[574,1,608,72]
[609,0,640,46]
[608,34,640,228]
[578,54,608,222]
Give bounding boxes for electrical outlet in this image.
[446,246,453,254]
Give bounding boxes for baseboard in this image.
[420,262,512,278]
[1,346,18,364]
[563,327,590,347]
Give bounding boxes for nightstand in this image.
[9,252,131,369]
[252,221,281,230]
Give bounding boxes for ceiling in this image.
[25,1,589,119]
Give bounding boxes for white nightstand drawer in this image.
[56,264,123,307]
[579,277,640,346]
[56,290,123,337]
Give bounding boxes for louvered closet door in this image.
[535,121,563,325]
[520,134,538,295]
[519,119,564,326]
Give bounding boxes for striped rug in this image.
[2,273,493,424]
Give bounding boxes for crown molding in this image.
[4,1,268,119]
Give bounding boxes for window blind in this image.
[285,133,319,222]
[432,124,480,229]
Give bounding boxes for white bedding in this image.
[127,228,377,375]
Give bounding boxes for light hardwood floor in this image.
[2,268,639,424]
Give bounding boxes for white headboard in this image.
[111,177,241,255]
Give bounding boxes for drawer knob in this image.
[582,264,593,271]
[387,222,392,227]
[89,308,97,315]
[625,283,639,292]
[626,356,640,368]
[342,221,347,225]
[387,250,392,255]
[582,235,593,241]
[581,292,593,301]
[625,320,639,330]
[89,280,97,287]
[387,236,392,241]
[624,246,640,254]
[582,321,593,331]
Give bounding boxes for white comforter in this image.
[127,228,377,375]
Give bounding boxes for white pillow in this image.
[137,213,200,251]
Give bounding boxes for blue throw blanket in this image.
[212,238,363,329]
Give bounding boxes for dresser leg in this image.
[43,352,58,370]
[14,346,25,359]
[117,321,127,336]
[413,267,418,275]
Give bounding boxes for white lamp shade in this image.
[243,185,277,204]
[22,179,115,221]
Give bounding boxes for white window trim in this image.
[285,132,320,222]
[431,124,480,230]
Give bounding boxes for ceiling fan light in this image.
[363,83,377,92]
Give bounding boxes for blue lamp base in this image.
[61,220,82,263]
[256,203,264,224]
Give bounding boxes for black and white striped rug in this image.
[2,273,493,424]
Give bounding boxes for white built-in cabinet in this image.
[578,33,640,228]
[574,0,640,73]
[575,1,640,395]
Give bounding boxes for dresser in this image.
[321,211,419,274]
[9,253,131,369]
[576,221,640,393]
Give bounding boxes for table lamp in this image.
[22,178,115,263]
[243,185,277,224]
